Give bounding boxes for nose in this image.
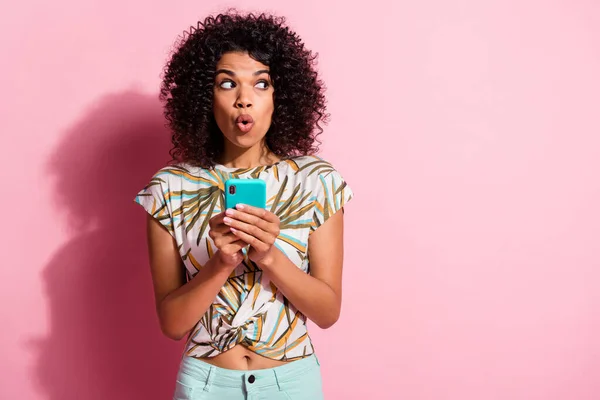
[236,100,252,109]
[235,86,253,109]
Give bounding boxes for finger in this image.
[209,211,226,227]
[229,227,270,252]
[235,204,279,224]
[224,208,276,234]
[222,239,248,255]
[209,223,231,236]
[208,224,234,241]
[213,232,240,247]
[223,216,275,244]
[221,240,248,259]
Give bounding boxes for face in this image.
[213,52,275,151]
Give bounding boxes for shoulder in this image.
[147,162,216,187]
[148,164,187,181]
[284,155,352,199]
[290,156,353,229]
[284,155,338,178]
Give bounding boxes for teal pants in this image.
[173,354,324,399]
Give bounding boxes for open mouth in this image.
[235,114,254,133]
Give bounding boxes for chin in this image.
[226,134,265,150]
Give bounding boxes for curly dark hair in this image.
[159,10,328,168]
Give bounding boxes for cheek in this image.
[260,95,275,120]
[213,97,229,121]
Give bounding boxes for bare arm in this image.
[146,213,244,340]
[259,211,344,328]
[225,206,345,329]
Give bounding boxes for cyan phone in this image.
[224,178,267,210]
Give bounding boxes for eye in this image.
[219,80,235,89]
[255,80,270,89]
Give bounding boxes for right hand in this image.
[208,211,247,268]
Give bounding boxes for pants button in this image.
[248,374,256,384]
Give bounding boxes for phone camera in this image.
[229,185,236,195]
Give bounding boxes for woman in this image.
[135,10,353,399]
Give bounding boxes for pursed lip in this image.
[235,114,254,124]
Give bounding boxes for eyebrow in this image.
[215,69,270,77]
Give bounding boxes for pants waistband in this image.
[178,354,320,389]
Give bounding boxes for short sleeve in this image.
[134,170,175,237]
[311,168,354,232]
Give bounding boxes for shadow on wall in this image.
[30,91,182,399]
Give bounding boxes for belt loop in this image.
[203,365,215,392]
[273,369,283,391]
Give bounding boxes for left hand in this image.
[222,204,281,263]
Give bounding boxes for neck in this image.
[218,141,280,169]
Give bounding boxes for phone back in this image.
[224,178,267,210]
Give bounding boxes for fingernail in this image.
[223,217,232,224]
[236,204,245,210]
[225,209,234,216]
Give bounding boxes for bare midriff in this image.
[195,344,292,370]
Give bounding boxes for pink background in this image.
[1,1,599,399]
